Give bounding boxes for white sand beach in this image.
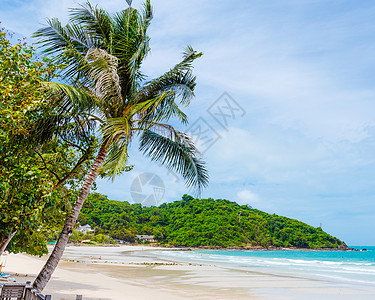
[2,245,375,300]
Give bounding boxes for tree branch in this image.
[35,150,62,182]
[52,145,94,191]
[59,135,85,153]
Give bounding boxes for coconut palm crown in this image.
[32,0,208,291]
[34,0,208,190]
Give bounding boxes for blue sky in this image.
[1,0,375,245]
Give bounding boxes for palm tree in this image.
[32,0,208,291]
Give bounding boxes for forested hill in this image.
[79,193,346,249]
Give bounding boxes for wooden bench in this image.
[24,286,50,300]
[0,283,25,300]
[0,283,83,299]
[0,283,52,300]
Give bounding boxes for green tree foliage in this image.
[69,230,114,244]
[0,28,95,255]
[79,193,345,249]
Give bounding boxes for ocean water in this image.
[150,246,375,287]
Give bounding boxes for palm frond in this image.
[69,1,112,47]
[145,123,199,152]
[32,82,98,144]
[142,0,153,27]
[135,91,188,126]
[101,116,132,146]
[112,7,151,98]
[139,130,208,194]
[32,104,95,146]
[99,139,132,179]
[133,46,203,125]
[135,45,202,111]
[85,48,123,111]
[33,19,93,84]
[100,116,134,179]
[41,81,98,114]
[33,18,75,56]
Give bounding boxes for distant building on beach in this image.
[77,224,94,234]
[136,235,155,242]
[114,239,130,244]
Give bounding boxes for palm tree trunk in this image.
[0,231,17,256]
[33,143,108,292]
[0,233,9,253]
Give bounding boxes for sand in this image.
[2,245,375,300]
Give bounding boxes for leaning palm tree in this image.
[32,0,208,291]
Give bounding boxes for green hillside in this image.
[78,193,346,249]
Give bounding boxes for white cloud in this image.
[237,189,259,205]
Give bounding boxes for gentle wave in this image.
[149,247,375,286]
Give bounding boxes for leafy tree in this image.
[0,28,95,256]
[32,1,208,291]
[78,193,346,250]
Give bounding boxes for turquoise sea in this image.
[150,246,375,287]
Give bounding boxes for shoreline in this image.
[71,242,361,251]
[186,246,360,251]
[2,245,374,300]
